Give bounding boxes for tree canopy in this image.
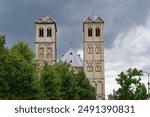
[40,61,96,100]
[0,35,96,99]
[0,36,39,99]
[40,63,62,99]
[108,68,150,100]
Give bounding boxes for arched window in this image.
[38,53,44,59]
[47,28,52,37]
[46,53,52,59]
[91,81,96,88]
[95,65,101,72]
[88,27,92,37]
[97,81,103,95]
[96,27,100,37]
[46,47,52,53]
[46,47,52,59]
[87,44,93,54]
[38,47,44,53]
[87,64,93,72]
[87,66,93,72]
[95,45,101,54]
[38,47,44,59]
[39,28,44,37]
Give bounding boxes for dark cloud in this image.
[0,0,150,59]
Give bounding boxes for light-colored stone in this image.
[35,16,57,65]
[83,16,105,100]
[34,16,105,100]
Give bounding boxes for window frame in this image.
[47,27,52,37]
[88,27,92,37]
[39,27,44,37]
[87,44,93,54]
[95,45,101,54]
[96,27,100,37]
[87,64,93,72]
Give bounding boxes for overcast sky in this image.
[0,0,150,98]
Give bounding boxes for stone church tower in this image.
[83,16,105,100]
[34,15,105,99]
[35,16,57,65]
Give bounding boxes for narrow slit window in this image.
[95,45,100,54]
[88,27,92,37]
[47,28,52,37]
[39,28,44,37]
[96,27,100,37]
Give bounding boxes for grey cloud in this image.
[0,0,150,59]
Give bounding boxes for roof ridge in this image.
[60,48,83,67]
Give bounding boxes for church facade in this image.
[35,16,105,100]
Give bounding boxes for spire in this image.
[92,11,95,17]
[70,42,73,48]
[45,9,47,16]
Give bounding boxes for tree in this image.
[108,68,149,100]
[40,63,62,99]
[0,35,9,99]
[76,69,96,100]
[40,61,96,100]
[0,35,6,49]
[0,40,40,99]
[0,35,96,99]
[53,61,96,100]
[54,61,80,100]
[11,41,34,62]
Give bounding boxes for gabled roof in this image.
[83,16,104,32]
[35,16,56,23]
[60,48,83,67]
[35,16,57,31]
[83,16,104,23]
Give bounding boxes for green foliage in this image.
[40,63,62,99]
[108,68,149,100]
[11,41,34,62]
[0,35,6,49]
[0,38,39,99]
[0,35,95,100]
[0,35,9,99]
[40,61,96,100]
[54,61,80,99]
[76,69,96,100]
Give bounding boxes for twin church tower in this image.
[35,16,105,100]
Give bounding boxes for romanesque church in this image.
[35,16,105,100]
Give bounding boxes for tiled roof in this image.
[60,48,83,67]
[89,16,99,21]
[35,16,56,23]
[35,16,57,31]
[83,16,104,23]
